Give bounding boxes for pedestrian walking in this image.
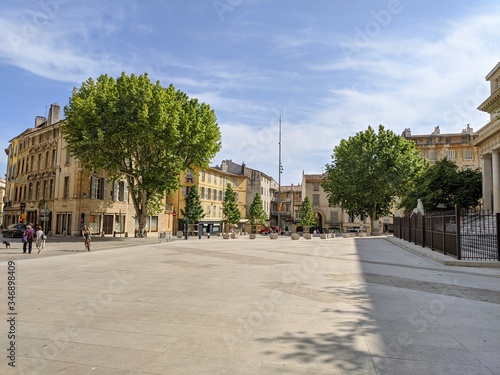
[35,225,45,254]
[82,224,91,251]
[23,225,35,254]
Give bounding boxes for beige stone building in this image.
[217,159,277,224]
[0,178,5,226]
[301,173,366,233]
[472,61,500,212]
[271,183,302,231]
[3,104,173,236]
[167,165,248,235]
[402,125,480,170]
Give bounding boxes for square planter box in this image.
[249,234,256,239]
[269,234,278,239]
[359,232,367,237]
[291,233,300,240]
[303,233,312,239]
[342,233,350,238]
[320,233,327,239]
[231,233,239,239]
[222,233,230,239]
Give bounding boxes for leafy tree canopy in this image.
[247,193,267,232]
[399,158,482,212]
[181,185,205,224]
[222,183,241,231]
[63,72,221,234]
[322,125,426,234]
[298,196,316,230]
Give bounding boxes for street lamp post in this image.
[277,114,282,234]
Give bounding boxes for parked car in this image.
[2,223,27,238]
[259,226,280,234]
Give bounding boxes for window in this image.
[233,178,237,187]
[212,189,216,200]
[30,155,34,172]
[207,188,211,200]
[186,169,193,182]
[45,151,50,168]
[113,181,126,201]
[313,183,320,191]
[43,180,47,200]
[428,150,437,160]
[52,149,56,167]
[313,194,320,206]
[207,205,211,217]
[65,149,71,164]
[91,176,105,199]
[219,207,222,218]
[235,192,239,202]
[463,149,473,160]
[28,183,33,201]
[49,179,54,199]
[63,177,70,199]
[446,150,456,160]
[331,211,339,222]
[218,190,222,201]
[201,171,205,182]
[35,181,40,200]
[208,173,212,183]
[214,175,217,185]
[200,187,205,199]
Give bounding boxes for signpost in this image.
[39,202,51,234]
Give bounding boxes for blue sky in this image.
[1,0,499,185]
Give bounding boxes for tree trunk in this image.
[370,213,380,236]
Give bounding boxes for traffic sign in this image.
[40,208,51,215]
[40,216,49,222]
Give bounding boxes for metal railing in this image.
[394,208,500,261]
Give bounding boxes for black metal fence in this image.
[394,208,500,261]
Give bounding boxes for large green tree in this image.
[222,183,241,233]
[181,185,205,233]
[298,196,316,233]
[247,193,267,233]
[63,72,221,236]
[399,158,482,212]
[322,125,426,235]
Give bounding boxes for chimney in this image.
[35,116,46,127]
[402,128,411,137]
[48,103,61,125]
[432,126,440,135]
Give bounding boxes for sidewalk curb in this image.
[387,236,500,268]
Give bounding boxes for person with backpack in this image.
[23,225,35,254]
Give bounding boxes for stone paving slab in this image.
[0,235,499,374]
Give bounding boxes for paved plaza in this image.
[1,234,500,375]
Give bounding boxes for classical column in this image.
[482,154,493,211]
[492,150,500,213]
